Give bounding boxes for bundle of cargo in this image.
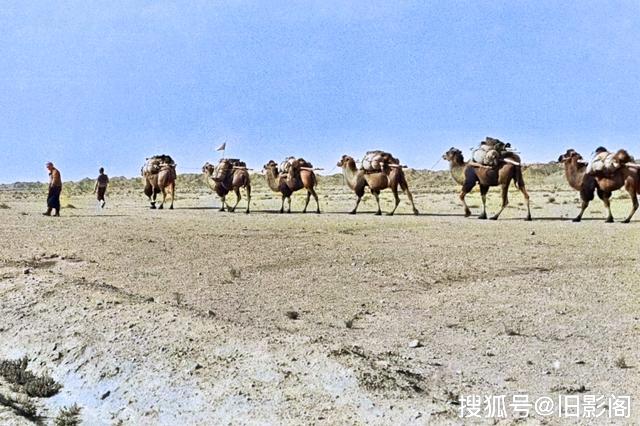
[586,147,636,175]
[470,137,519,168]
[142,154,176,175]
[279,157,314,175]
[360,150,401,173]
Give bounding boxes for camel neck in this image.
[341,164,359,190]
[448,160,466,186]
[265,169,281,192]
[564,161,586,190]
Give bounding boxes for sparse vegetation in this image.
[54,403,82,426]
[0,357,62,397]
[0,392,38,420]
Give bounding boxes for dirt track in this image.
[0,187,639,424]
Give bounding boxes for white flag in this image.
[216,142,226,151]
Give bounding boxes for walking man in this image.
[44,162,62,216]
[94,167,110,208]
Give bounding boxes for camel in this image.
[557,149,602,222]
[442,148,531,220]
[142,155,176,209]
[202,159,251,213]
[263,159,320,213]
[559,149,639,223]
[336,155,419,215]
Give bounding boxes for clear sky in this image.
[1,1,639,182]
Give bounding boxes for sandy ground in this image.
[0,183,639,425]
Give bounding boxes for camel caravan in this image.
[139,140,640,222]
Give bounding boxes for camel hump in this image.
[296,158,313,168]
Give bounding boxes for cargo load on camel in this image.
[585,147,635,176]
[218,158,247,169]
[470,137,519,168]
[142,155,176,175]
[279,157,313,175]
[210,158,248,181]
[360,151,400,173]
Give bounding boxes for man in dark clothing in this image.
[94,167,109,208]
[44,162,62,216]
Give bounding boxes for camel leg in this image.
[310,187,320,213]
[350,195,362,214]
[286,196,292,213]
[478,185,489,220]
[158,188,165,210]
[219,195,226,212]
[573,199,589,222]
[387,186,400,216]
[302,191,311,213]
[245,185,251,214]
[372,190,382,215]
[459,189,472,217]
[169,184,174,209]
[490,184,509,220]
[575,187,596,222]
[622,181,638,223]
[602,192,614,223]
[145,182,156,209]
[350,188,364,214]
[519,185,531,221]
[229,187,241,213]
[279,195,286,213]
[399,174,419,215]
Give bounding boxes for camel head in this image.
[557,149,583,164]
[202,162,215,176]
[442,147,464,164]
[263,160,278,175]
[613,149,633,166]
[337,155,356,168]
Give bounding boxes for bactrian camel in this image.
[337,155,419,215]
[263,160,320,213]
[142,155,176,210]
[202,159,251,214]
[558,149,640,223]
[442,148,531,220]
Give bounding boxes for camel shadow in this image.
[173,206,219,211]
[498,216,637,222]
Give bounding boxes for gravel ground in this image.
[0,187,638,424]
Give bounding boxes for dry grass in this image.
[54,403,82,426]
[0,357,62,398]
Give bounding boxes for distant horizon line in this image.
[1,161,563,186]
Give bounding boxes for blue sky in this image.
[1,1,639,182]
